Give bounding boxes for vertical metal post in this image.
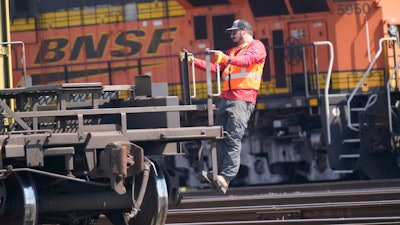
[205,49,214,126]
[107,61,112,85]
[180,51,191,106]
[313,44,320,99]
[393,41,398,89]
[314,41,334,145]
[137,59,143,76]
[205,49,218,181]
[64,65,69,83]
[0,0,14,131]
[0,0,12,89]
[302,46,309,99]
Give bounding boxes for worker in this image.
[182,19,267,193]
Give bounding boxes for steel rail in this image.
[180,178,400,198]
[167,199,400,223]
[164,217,400,225]
[174,187,400,209]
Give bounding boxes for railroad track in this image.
[98,179,400,224]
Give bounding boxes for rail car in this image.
[1,4,226,225]
[0,2,226,225]
[1,0,400,205]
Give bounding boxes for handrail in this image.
[314,41,334,145]
[205,49,214,126]
[214,64,221,97]
[347,37,397,131]
[0,41,28,87]
[186,52,197,98]
[181,50,221,98]
[207,50,221,97]
[386,59,400,132]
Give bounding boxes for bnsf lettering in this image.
[148,27,177,53]
[35,38,68,63]
[111,30,145,57]
[34,27,177,64]
[70,34,110,60]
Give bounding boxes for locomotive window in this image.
[213,14,235,51]
[11,0,33,17]
[248,0,289,17]
[388,24,400,44]
[194,16,208,40]
[187,0,230,7]
[15,0,29,12]
[289,0,330,14]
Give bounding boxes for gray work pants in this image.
[215,98,255,182]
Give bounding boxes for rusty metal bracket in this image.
[100,141,144,194]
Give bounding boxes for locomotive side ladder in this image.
[340,37,398,175]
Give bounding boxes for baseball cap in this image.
[225,19,253,33]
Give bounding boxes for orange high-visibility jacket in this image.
[222,40,265,91]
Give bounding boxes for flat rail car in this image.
[0,78,223,225]
[2,4,224,223]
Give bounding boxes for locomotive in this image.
[1,0,400,224]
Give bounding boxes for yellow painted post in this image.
[0,0,14,129]
[0,0,13,89]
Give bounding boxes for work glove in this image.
[180,49,194,64]
[213,50,230,65]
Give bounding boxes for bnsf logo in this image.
[34,27,177,64]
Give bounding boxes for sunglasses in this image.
[231,29,240,35]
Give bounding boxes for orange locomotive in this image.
[7,0,400,186]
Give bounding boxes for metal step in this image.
[342,138,360,143]
[332,170,354,174]
[339,154,360,159]
[350,107,366,111]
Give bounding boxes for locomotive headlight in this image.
[388,24,398,37]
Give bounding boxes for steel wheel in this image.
[128,162,168,225]
[105,160,168,225]
[0,172,38,225]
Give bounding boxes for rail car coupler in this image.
[99,142,144,194]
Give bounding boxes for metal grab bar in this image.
[214,64,221,97]
[0,41,29,87]
[386,59,400,132]
[188,52,197,98]
[180,50,221,98]
[180,50,197,99]
[206,49,221,97]
[314,41,334,145]
[347,37,397,131]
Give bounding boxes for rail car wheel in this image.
[105,160,168,225]
[0,172,38,225]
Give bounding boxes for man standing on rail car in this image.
[181,19,267,193]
